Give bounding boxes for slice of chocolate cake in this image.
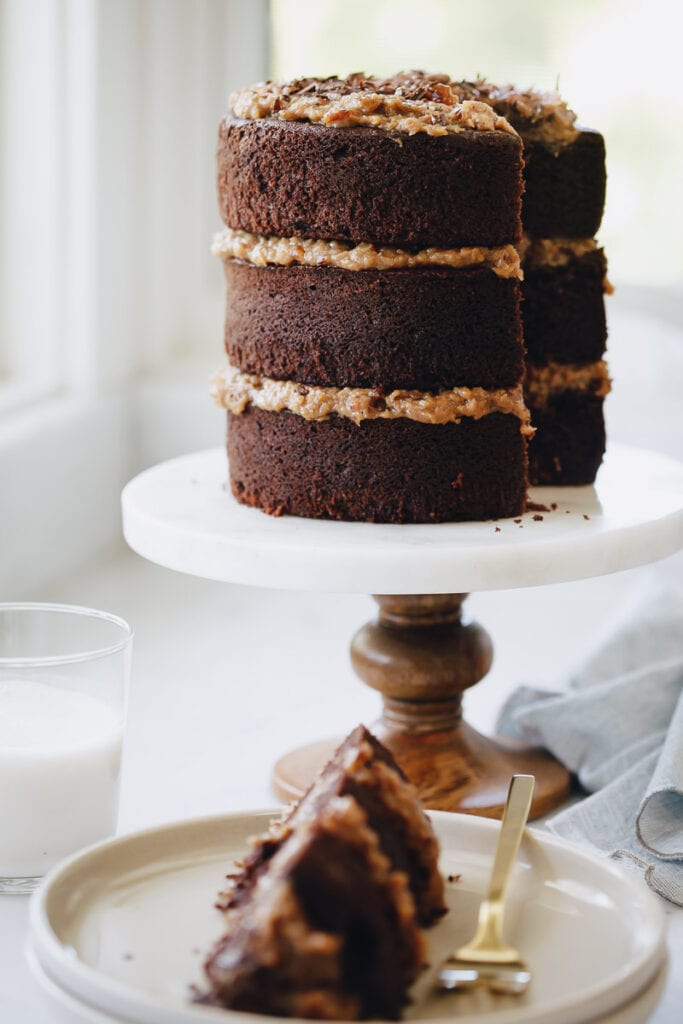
[218,724,446,927]
[199,727,446,1019]
[213,73,531,523]
[204,798,425,1020]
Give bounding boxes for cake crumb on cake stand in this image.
[122,443,683,819]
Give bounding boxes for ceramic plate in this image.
[29,810,667,1024]
[26,945,669,1024]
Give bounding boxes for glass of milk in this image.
[0,603,132,893]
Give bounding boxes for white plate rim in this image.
[25,940,670,1024]
[29,809,668,1024]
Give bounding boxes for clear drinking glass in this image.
[0,603,132,893]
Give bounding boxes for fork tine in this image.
[435,963,531,994]
[435,967,480,991]
[488,971,531,995]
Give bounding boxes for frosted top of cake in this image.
[228,71,579,144]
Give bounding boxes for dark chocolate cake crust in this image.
[217,116,523,248]
[522,129,606,238]
[228,408,527,523]
[527,393,606,485]
[522,250,608,366]
[225,263,524,390]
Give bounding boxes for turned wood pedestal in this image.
[272,594,570,819]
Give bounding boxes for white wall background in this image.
[0,0,268,595]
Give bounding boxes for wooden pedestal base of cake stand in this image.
[271,593,569,818]
[121,444,683,821]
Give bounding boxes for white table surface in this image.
[2,544,682,1023]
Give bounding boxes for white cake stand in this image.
[122,442,683,818]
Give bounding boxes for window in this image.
[0,0,268,594]
[0,0,72,415]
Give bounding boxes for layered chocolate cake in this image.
[199,726,446,1019]
[446,78,612,484]
[212,73,532,523]
[520,236,611,484]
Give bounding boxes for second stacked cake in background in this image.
[470,80,612,485]
[212,74,532,523]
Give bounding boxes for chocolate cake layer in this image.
[217,117,523,248]
[522,130,606,238]
[522,249,608,365]
[228,408,527,522]
[527,393,606,485]
[224,263,524,390]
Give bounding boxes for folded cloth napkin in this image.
[496,584,683,905]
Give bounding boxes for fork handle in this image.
[488,774,534,903]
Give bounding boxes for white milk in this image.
[0,679,123,878]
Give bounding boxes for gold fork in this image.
[435,774,535,996]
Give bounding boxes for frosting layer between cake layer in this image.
[525,360,611,406]
[213,228,522,278]
[212,365,533,435]
[520,235,598,268]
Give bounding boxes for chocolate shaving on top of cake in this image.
[450,78,579,145]
[212,228,522,279]
[212,364,534,436]
[229,72,518,137]
[229,71,579,144]
[525,359,612,406]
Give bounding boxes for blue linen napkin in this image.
[496,585,683,905]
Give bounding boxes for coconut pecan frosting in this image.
[229,72,517,137]
[212,364,534,436]
[229,71,579,145]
